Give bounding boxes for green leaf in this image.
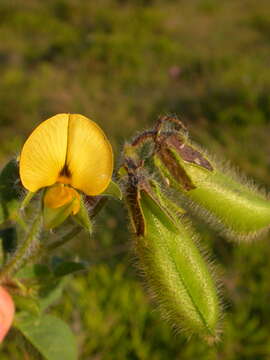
[118,166,128,178]
[102,180,122,200]
[16,264,51,280]
[38,278,67,311]
[43,201,74,229]
[53,261,88,277]
[15,313,78,360]
[15,264,66,313]
[0,227,17,255]
[73,199,92,232]
[13,294,41,316]
[0,159,21,224]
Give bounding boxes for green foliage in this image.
[15,313,77,360]
[1,0,270,359]
[102,180,123,200]
[73,199,93,232]
[52,260,87,278]
[0,159,21,224]
[43,200,76,230]
[0,227,17,256]
[54,263,220,360]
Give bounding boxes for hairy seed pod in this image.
[125,168,220,340]
[154,132,270,240]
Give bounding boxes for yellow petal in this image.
[66,114,113,195]
[44,185,73,209]
[44,184,80,215]
[71,195,80,215]
[19,114,69,192]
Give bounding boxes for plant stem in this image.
[15,213,28,231]
[0,215,42,282]
[47,226,82,252]
[20,191,35,211]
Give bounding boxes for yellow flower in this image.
[19,113,113,216]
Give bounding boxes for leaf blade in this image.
[15,313,78,360]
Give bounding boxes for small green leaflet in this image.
[15,313,78,360]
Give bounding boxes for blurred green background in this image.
[1,0,270,358]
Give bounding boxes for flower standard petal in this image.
[66,114,113,196]
[19,114,69,192]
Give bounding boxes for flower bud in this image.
[0,286,15,343]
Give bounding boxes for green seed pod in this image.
[154,132,270,240]
[124,166,220,340]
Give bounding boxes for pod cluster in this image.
[120,116,270,341]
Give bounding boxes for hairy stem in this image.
[0,215,42,282]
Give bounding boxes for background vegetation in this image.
[1,0,270,358]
